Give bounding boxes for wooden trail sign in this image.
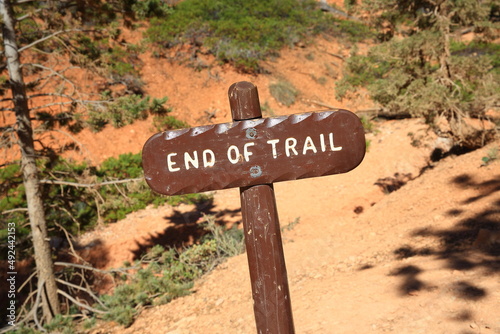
[142,104,365,196]
[142,82,366,334]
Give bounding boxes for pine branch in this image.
[50,129,95,162]
[18,29,80,53]
[1,207,28,214]
[54,261,139,278]
[24,63,80,96]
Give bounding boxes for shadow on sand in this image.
[130,197,241,261]
[388,173,500,302]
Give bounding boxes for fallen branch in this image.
[356,108,412,119]
[302,99,341,110]
[319,0,360,21]
[327,52,345,61]
[40,177,143,188]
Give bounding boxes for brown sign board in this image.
[142,109,365,195]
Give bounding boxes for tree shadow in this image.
[71,239,110,269]
[131,197,241,260]
[388,265,428,295]
[390,173,500,299]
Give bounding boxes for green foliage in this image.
[365,139,372,152]
[337,0,500,147]
[269,80,298,107]
[43,314,74,333]
[17,18,44,46]
[337,35,499,121]
[281,217,301,232]
[336,19,375,43]
[450,41,500,74]
[99,153,143,179]
[132,0,172,19]
[83,317,97,329]
[144,0,343,72]
[344,0,358,13]
[203,215,245,258]
[152,115,189,131]
[105,46,142,79]
[0,153,211,260]
[10,325,39,334]
[261,101,276,117]
[87,95,176,132]
[99,217,244,327]
[149,97,170,115]
[360,115,376,133]
[481,147,498,166]
[0,75,8,95]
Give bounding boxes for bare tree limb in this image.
[1,207,28,214]
[55,279,107,309]
[18,29,79,53]
[50,129,95,163]
[53,221,87,263]
[24,63,80,96]
[59,279,106,309]
[40,177,143,188]
[301,98,341,110]
[318,0,360,21]
[57,289,108,314]
[327,52,345,61]
[17,270,37,294]
[54,261,138,276]
[33,280,47,332]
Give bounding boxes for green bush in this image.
[99,217,244,327]
[152,115,189,131]
[132,0,172,19]
[336,0,499,148]
[144,0,341,72]
[43,314,74,333]
[336,19,375,43]
[87,95,175,132]
[269,80,298,107]
[338,38,500,124]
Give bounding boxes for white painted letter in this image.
[285,138,298,157]
[243,142,255,162]
[319,133,326,152]
[302,136,317,155]
[329,133,342,151]
[203,149,215,167]
[267,139,280,159]
[167,153,180,172]
[227,145,240,164]
[184,151,199,170]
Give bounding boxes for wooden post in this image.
[229,81,295,334]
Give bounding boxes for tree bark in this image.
[0,0,61,322]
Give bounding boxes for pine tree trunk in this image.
[0,0,61,322]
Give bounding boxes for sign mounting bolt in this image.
[246,127,257,139]
[249,166,262,178]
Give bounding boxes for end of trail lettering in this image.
[142,109,365,196]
